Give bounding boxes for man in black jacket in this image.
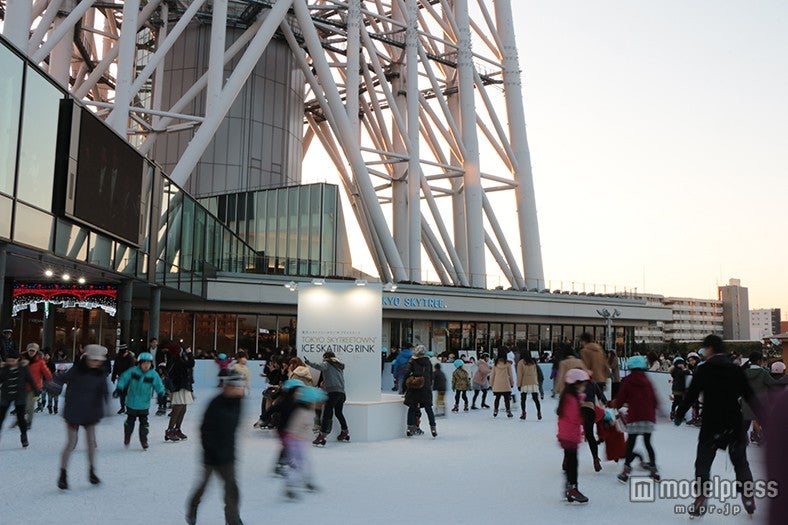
[0,328,16,361]
[674,335,760,517]
[186,370,244,525]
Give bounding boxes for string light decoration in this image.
[12,283,118,316]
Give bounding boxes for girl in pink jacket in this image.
[557,368,590,504]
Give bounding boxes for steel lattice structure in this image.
[2,0,544,290]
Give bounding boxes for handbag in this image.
[405,374,425,389]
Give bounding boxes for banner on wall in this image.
[296,282,382,402]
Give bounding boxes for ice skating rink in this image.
[0,388,770,524]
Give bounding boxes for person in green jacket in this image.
[115,352,166,450]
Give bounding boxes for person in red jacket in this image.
[557,368,590,504]
[610,355,661,483]
[22,343,52,429]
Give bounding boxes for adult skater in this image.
[22,343,51,429]
[165,345,195,442]
[404,345,436,437]
[186,370,245,525]
[471,353,491,409]
[674,335,761,517]
[50,344,109,489]
[766,388,788,525]
[114,352,166,450]
[490,349,514,418]
[516,351,542,420]
[305,351,349,446]
[0,348,37,447]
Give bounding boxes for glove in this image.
[112,389,121,399]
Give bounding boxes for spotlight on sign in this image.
[44,269,54,277]
[383,282,398,292]
[355,279,367,287]
[312,278,325,286]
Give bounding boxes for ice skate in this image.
[312,433,327,447]
[617,465,632,483]
[647,464,661,481]
[165,429,182,442]
[451,404,459,413]
[431,426,437,438]
[463,403,469,412]
[253,418,265,428]
[57,469,68,490]
[741,494,756,516]
[506,411,513,418]
[688,495,707,519]
[593,457,602,472]
[337,430,350,442]
[565,484,588,504]
[89,468,101,485]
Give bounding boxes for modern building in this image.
[0,4,671,359]
[634,294,723,343]
[718,278,751,340]
[749,308,781,340]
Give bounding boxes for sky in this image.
[301,1,787,318]
[514,1,788,316]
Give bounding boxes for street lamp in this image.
[596,308,622,354]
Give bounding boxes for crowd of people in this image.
[1,323,787,524]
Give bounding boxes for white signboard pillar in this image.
[296,282,382,402]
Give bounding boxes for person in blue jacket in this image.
[391,342,414,394]
[115,352,166,450]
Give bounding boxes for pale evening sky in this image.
[305,1,788,319]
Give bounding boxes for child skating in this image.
[114,352,166,450]
[451,360,470,412]
[557,368,591,503]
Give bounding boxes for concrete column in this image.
[43,303,56,350]
[149,286,161,360]
[0,244,10,330]
[119,279,133,346]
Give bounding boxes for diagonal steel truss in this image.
[4,0,544,290]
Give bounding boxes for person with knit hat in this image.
[21,342,52,429]
[49,344,109,489]
[557,368,590,504]
[304,351,349,446]
[404,344,437,437]
[0,327,16,362]
[0,347,37,447]
[610,355,661,483]
[186,369,245,525]
[451,358,471,412]
[114,352,166,450]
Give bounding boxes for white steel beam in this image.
[106,0,140,134]
[4,0,34,50]
[30,0,96,63]
[206,0,228,114]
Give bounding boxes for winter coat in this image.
[555,356,589,394]
[263,365,286,387]
[611,370,657,424]
[742,364,776,421]
[231,363,251,394]
[580,342,609,384]
[0,336,16,361]
[676,354,757,434]
[670,366,690,393]
[432,369,447,392]
[167,353,195,392]
[516,361,539,389]
[26,356,52,391]
[489,361,514,393]
[289,365,313,386]
[473,360,491,387]
[304,357,345,393]
[392,348,413,381]
[609,354,621,383]
[200,392,241,466]
[116,365,166,411]
[403,356,433,407]
[0,365,37,406]
[557,393,584,446]
[55,360,109,425]
[111,352,136,382]
[766,388,788,525]
[284,404,314,441]
[452,367,471,391]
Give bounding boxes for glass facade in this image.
[0,36,257,298]
[199,183,348,277]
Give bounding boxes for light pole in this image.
[596,308,622,354]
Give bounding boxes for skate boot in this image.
[493,410,498,417]
[406,425,415,437]
[646,463,661,481]
[688,495,707,518]
[431,426,437,438]
[463,403,469,412]
[617,465,632,484]
[155,407,166,416]
[414,427,424,435]
[507,411,513,418]
[21,433,28,448]
[89,468,100,485]
[537,410,542,420]
[253,418,265,428]
[337,430,350,442]
[124,433,131,447]
[565,484,589,503]
[48,406,53,414]
[471,404,478,410]
[141,439,149,450]
[165,429,181,442]
[58,469,68,490]
[593,458,602,472]
[741,494,756,515]
[452,404,459,413]
[520,412,526,420]
[175,428,188,440]
[312,433,327,447]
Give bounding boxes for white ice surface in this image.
[0,388,770,525]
